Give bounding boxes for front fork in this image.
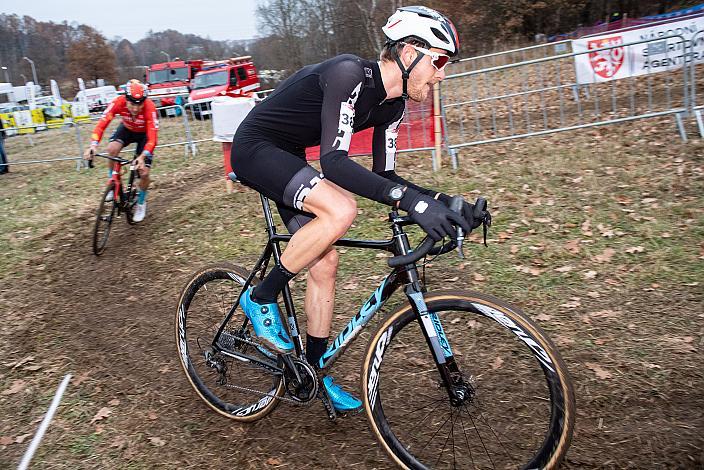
[405,284,471,406]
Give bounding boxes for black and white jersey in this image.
[235,54,434,206]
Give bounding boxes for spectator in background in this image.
[0,119,8,174]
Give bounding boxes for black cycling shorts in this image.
[231,138,323,233]
[110,124,153,167]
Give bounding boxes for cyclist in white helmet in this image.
[230,6,481,412]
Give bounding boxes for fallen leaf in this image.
[266,457,283,465]
[563,240,581,255]
[589,310,619,319]
[23,365,42,371]
[514,265,543,276]
[535,313,552,321]
[625,246,645,254]
[126,295,138,302]
[10,356,35,370]
[0,436,13,445]
[662,336,696,353]
[1,380,27,396]
[446,277,459,282]
[581,220,593,236]
[109,437,128,450]
[90,407,112,424]
[472,273,485,282]
[510,245,519,254]
[342,282,358,290]
[593,248,615,263]
[498,231,512,241]
[491,356,504,370]
[585,362,613,379]
[15,433,32,444]
[148,436,166,447]
[583,270,598,280]
[148,411,158,420]
[95,424,105,434]
[108,399,120,406]
[554,265,573,273]
[73,371,91,386]
[559,299,581,309]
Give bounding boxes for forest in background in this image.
[0,0,701,96]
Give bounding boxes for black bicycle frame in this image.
[213,193,466,401]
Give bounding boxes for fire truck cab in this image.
[187,56,260,119]
[147,59,206,115]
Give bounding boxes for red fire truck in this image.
[187,56,260,119]
[146,59,209,114]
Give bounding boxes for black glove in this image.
[399,188,471,241]
[437,193,484,231]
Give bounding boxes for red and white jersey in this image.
[91,95,159,153]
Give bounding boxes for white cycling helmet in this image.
[383,6,459,57]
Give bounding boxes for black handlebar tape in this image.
[387,237,436,268]
[473,197,487,218]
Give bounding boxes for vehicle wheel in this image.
[92,184,117,256]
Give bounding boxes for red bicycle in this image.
[91,153,139,255]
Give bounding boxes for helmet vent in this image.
[431,27,450,44]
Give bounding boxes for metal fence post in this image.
[181,104,196,158]
[74,121,86,171]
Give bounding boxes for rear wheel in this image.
[92,184,116,256]
[176,263,284,422]
[362,290,575,469]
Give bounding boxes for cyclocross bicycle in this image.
[175,178,576,469]
[91,153,139,255]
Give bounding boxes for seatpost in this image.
[260,194,277,237]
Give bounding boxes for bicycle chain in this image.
[217,332,317,407]
[223,382,313,406]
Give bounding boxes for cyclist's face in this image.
[126,101,144,115]
[406,46,448,103]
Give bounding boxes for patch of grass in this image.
[67,432,102,457]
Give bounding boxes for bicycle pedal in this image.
[319,388,337,421]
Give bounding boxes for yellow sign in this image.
[71,102,91,123]
[44,106,66,129]
[31,108,46,131]
[0,113,16,137]
[14,110,34,134]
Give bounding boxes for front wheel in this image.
[92,184,117,256]
[362,290,575,469]
[176,263,284,422]
[123,182,138,225]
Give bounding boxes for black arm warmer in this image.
[320,150,398,205]
[377,169,450,202]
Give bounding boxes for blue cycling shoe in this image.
[239,287,294,354]
[323,375,362,412]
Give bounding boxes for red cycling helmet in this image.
[125,79,148,104]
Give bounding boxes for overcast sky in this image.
[4,0,260,42]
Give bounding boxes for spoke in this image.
[464,403,497,469]
[418,405,454,455]
[405,397,446,439]
[458,407,477,469]
[435,407,460,469]
[405,396,447,415]
[471,395,514,463]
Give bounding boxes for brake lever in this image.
[482,209,492,247]
[449,196,465,259]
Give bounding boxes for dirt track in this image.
[1,134,703,468]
